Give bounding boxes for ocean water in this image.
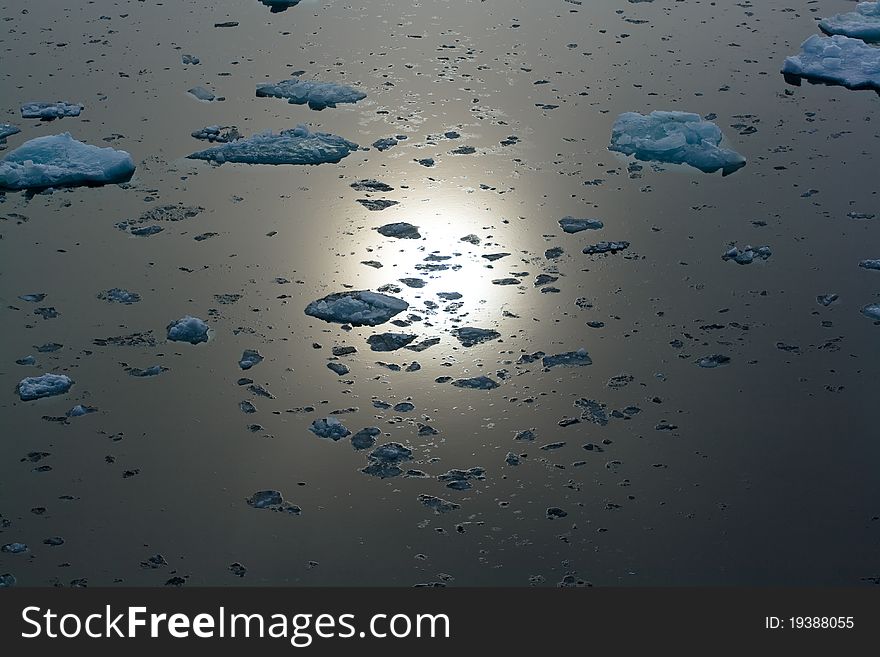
[1,0,879,587]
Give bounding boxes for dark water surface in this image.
[1,0,879,586]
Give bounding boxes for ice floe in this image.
[862,303,880,320]
[559,216,603,233]
[543,349,592,369]
[304,290,409,326]
[21,102,83,120]
[191,125,241,143]
[452,327,500,347]
[0,133,135,191]
[239,349,264,370]
[256,79,366,110]
[310,417,351,440]
[609,111,746,175]
[819,2,880,42]
[782,35,880,92]
[166,316,209,344]
[246,490,301,515]
[859,259,880,271]
[452,376,500,390]
[376,222,421,239]
[187,125,357,165]
[367,332,417,351]
[17,373,73,401]
[97,288,141,304]
[258,0,302,12]
[362,442,413,478]
[722,245,772,265]
[582,241,630,255]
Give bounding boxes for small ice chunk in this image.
[127,365,168,377]
[819,2,880,42]
[582,241,630,255]
[305,290,409,326]
[351,427,380,450]
[21,102,83,120]
[166,315,209,344]
[697,354,731,368]
[327,362,350,376]
[372,137,398,151]
[0,133,135,191]
[722,244,771,265]
[609,110,746,175]
[97,288,141,304]
[376,222,421,239]
[451,376,500,390]
[351,179,393,192]
[181,54,200,65]
[1,543,28,554]
[187,124,357,166]
[309,417,351,440]
[452,327,500,347]
[256,79,366,110]
[17,373,73,401]
[367,332,417,351]
[239,349,263,370]
[418,494,460,514]
[16,356,36,366]
[362,442,413,478]
[859,259,880,271]
[542,349,592,369]
[191,125,241,143]
[18,293,46,302]
[66,404,97,417]
[0,573,15,587]
[817,294,839,307]
[246,490,301,515]
[187,86,216,102]
[782,34,880,92]
[559,216,603,233]
[0,123,20,144]
[862,303,880,321]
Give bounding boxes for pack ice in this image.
[782,35,880,92]
[187,125,358,165]
[609,111,746,175]
[20,102,83,119]
[256,79,366,110]
[304,290,409,326]
[819,2,880,42]
[0,133,135,191]
[17,373,73,401]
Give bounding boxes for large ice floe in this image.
[187,124,358,165]
[256,79,366,110]
[166,316,209,344]
[304,290,409,326]
[819,2,880,42]
[20,102,83,119]
[17,373,73,401]
[609,111,746,175]
[0,133,135,191]
[782,34,880,92]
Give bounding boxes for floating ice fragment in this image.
[859,259,880,271]
[0,574,15,587]
[351,427,380,450]
[246,490,301,515]
[21,102,83,120]
[1,543,28,554]
[782,35,880,92]
[191,125,241,143]
[17,373,73,401]
[258,0,302,12]
[18,293,46,302]
[722,244,772,265]
[166,316,209,344]
[362,442,413,478]
[559,216,603,233]
[187,124,358,166]
[862,303,880,321]
[817,294,839,307]
[452,327,500,347]
[697,354,731,368]
[309,417,351,440]
[327,362,350,376]
[819,2,880,42]
[305,290,409,326]
[542,349,592,369]
[582,241,630,255]
[127,365,168,377]
[451,376,500,390]
[66,404,97,417]
[609,111,746,175]
[256,78,366,110]
[239,349,263,370]
[351,179,393,192]
[418,494,460,514]
[0,133,135,191]
[367,332,417,351]
[187,86,216,102]
[97,288,141,304]
[0,123,19,146]
[376,222,421,239]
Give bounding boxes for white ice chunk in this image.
[782,34,880,92]
[256,79,366,110]
[17,373,73,401]
[609,111,746,175]
[0,124,20,141]
[166,315,209,344]
[305,290,409,326]
[0,133,135,191]
[820,2,880,42]
[21,102,83,119]
[862,303,880,320]
[187,124,358,165]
